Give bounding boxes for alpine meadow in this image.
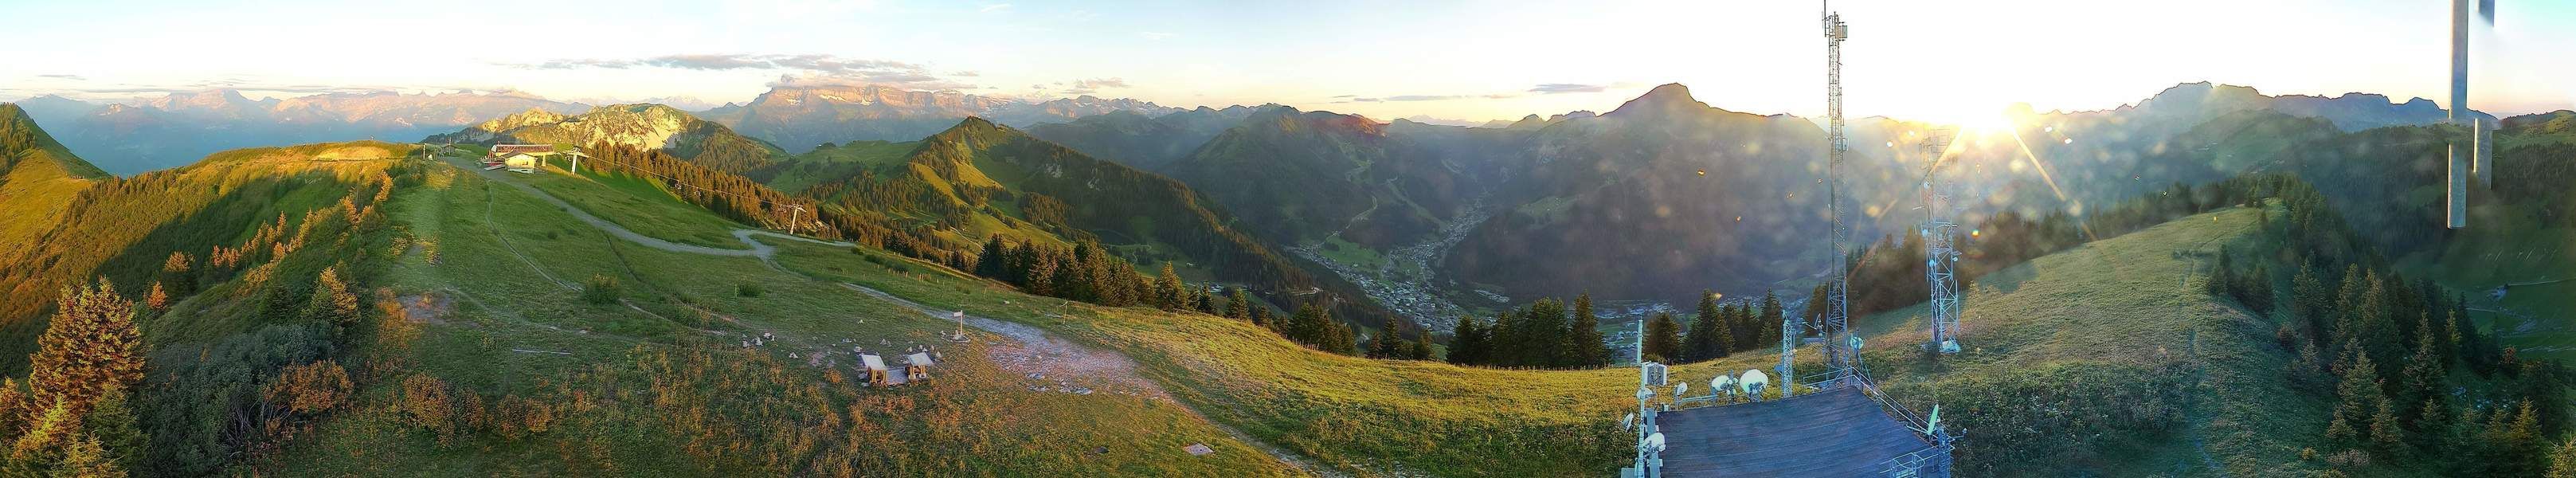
[2,1,2574,476]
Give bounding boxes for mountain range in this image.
[426,104,786,174]
[10,80,2516,328]
[17,90,585,174]
[1008,80,2512,326]
[698,84,1185,154]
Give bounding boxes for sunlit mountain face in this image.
[2,1,2573,476]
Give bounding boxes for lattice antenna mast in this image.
[1810,3,1859,386]
[1917,130,1962,354]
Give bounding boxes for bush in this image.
[737,283,764,297]
[581,275,621,305]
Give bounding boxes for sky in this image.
[2,0,2571,123]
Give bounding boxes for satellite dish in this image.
[1712,375,1736,396]
[1849,335,1865,349]
[1738,370,1770,396]
[1674,382,1689,398]
[1643,433,1667,453]
[1622,413,1637,431]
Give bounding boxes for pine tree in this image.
[2292,264,2327,343]
[0,379,24,438]
[1567,294,1607,367]
[159,251,195,295]
[2417,398,2452,452]
[305,268,361,332]
[1368,321,1403,358]
[1153,264,1187,311]
[2331,347,2383,446]
[80,389,142,473]
[1641,312,1683,363]
[1757,291,1783,353]
[1406,327,1433,360]
[1684,292,1728,362]
[1250,304,1273,329]
[51,433,120,478]
[1523,300,1569,367]
[143,283,166,312]
[1448,315,1489,366]
[1488,311,1521,366]
[2331,264,2368,346]
[1224,288,1252,320]
[27,279,145,417]
[2400,313,2448,425]
[2547,437,2576,478]
[2206,250,2234,297]
[974,237,1007,278]
[2502,401,2546,476]
[2370,397,2405,456]
[1321,322,1357,355]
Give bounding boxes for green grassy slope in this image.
[1689,206,2314,477]
[0,141,406,371]
[754,139,916,194]
[797,118,1399,327]
[0,103,111,260]
[245,159,1301,476]
[215,149,1806,476]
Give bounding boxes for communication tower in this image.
[1918,131,1962,354]
[1807,2,1860,387]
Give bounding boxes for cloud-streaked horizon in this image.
[507,53,984,91]
[4,0,2570,122]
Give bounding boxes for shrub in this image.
[581,275,621,305]
[397,374,456,441]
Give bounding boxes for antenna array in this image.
[1810,4,1860,387]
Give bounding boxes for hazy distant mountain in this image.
[1399,115,1481,127]
[699,84,1184,154]
[22,89,585,174]
[427,104,784,174]
[1439,84,1848,301]
[1160,105,1501,249]
[1024,105,1258,172]
[11,95,100,126]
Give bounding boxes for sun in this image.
[1939,111,2017,135]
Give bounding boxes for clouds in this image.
[1529,83,1607,94]
[0,75,482,101]
[978,3,1011,14]
[1137,31,1176,41]
[511,53,981,91]
[1333,92,1521,104]
[1328,83,1618,104]
[1063,78,1129,95]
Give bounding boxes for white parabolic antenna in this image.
[1738,370,1770,395]
[1623,413,1638,431]
[1674,382,1689,398]
[1712,375,1737,395]
[1643,433,1667,453]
